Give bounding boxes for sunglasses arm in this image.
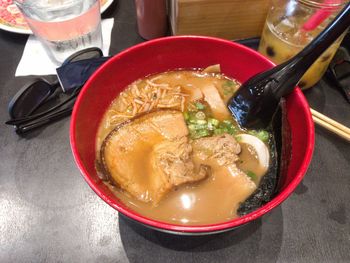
[15,107,73,134]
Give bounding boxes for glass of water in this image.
[14,0,103,63]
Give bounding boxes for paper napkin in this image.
[15,18,114,76]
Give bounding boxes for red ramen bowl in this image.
[70,36,314,234]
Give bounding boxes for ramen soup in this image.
[96,65,273,225]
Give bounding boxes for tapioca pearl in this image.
[266,46,276,57]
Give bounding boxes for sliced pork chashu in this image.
[191,134,257,197]
[101,110,208,205]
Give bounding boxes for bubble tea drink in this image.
[258,0,347,89]
[14,0,102,63]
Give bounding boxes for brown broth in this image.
[110,166,256,225]
[96,69,269,225]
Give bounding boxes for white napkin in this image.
[15,18,114,76]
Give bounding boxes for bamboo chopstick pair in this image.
[311,109,350,142]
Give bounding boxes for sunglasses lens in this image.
[9,80,53,119]
[62,47,103,66]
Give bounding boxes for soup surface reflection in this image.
[96,68,272,225]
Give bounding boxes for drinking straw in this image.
[302,0,342,31]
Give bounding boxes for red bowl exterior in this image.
[70,36,314,234]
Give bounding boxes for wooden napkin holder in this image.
[169,0,271,40]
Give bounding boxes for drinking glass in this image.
[14,0,103,63]
[258,0,347,89]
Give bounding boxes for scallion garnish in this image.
[195,102,206,110]
[246,171,257,181]
[248,130,270,142]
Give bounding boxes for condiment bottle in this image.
[135,0,167,40]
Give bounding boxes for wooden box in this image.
[169,0,271,40]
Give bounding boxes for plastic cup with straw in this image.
[258,0,347,89]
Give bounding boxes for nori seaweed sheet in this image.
[238,98,292,216]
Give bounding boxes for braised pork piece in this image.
[101,110,208,204]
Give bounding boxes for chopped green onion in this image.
[187,124,195,130]
[213,129,222,135]
[208,118,219,131]
[246,171,257,181]
[223,88,231,96]
[222,81,234,96]
[190,129,210,139]
[214,128,228,135]
[223,80,234,87]
[207,123,215,131]
[196,119,207,125]
[227,126,237,135]
[195,102,206,110]
[235,135,242,142]
[188,123,208,130]
[184,103,242,140]
[249,130,270,142]
[222,80,238,96]
[197,129,210,137]
[195,111,206,120]
[187,112,201,124]
[208,118,220,127]
[222,120,233,126]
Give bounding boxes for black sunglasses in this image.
[6,47,108,134]
[8,78,60,120]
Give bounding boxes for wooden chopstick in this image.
[311,108,350,142]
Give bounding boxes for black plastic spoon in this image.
[228,3,350,129]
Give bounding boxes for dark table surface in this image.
[1,1,349,263]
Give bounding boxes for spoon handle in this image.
[271,3,350,97]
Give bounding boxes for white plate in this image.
[101,0,114,13]
[0,0,115,35]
